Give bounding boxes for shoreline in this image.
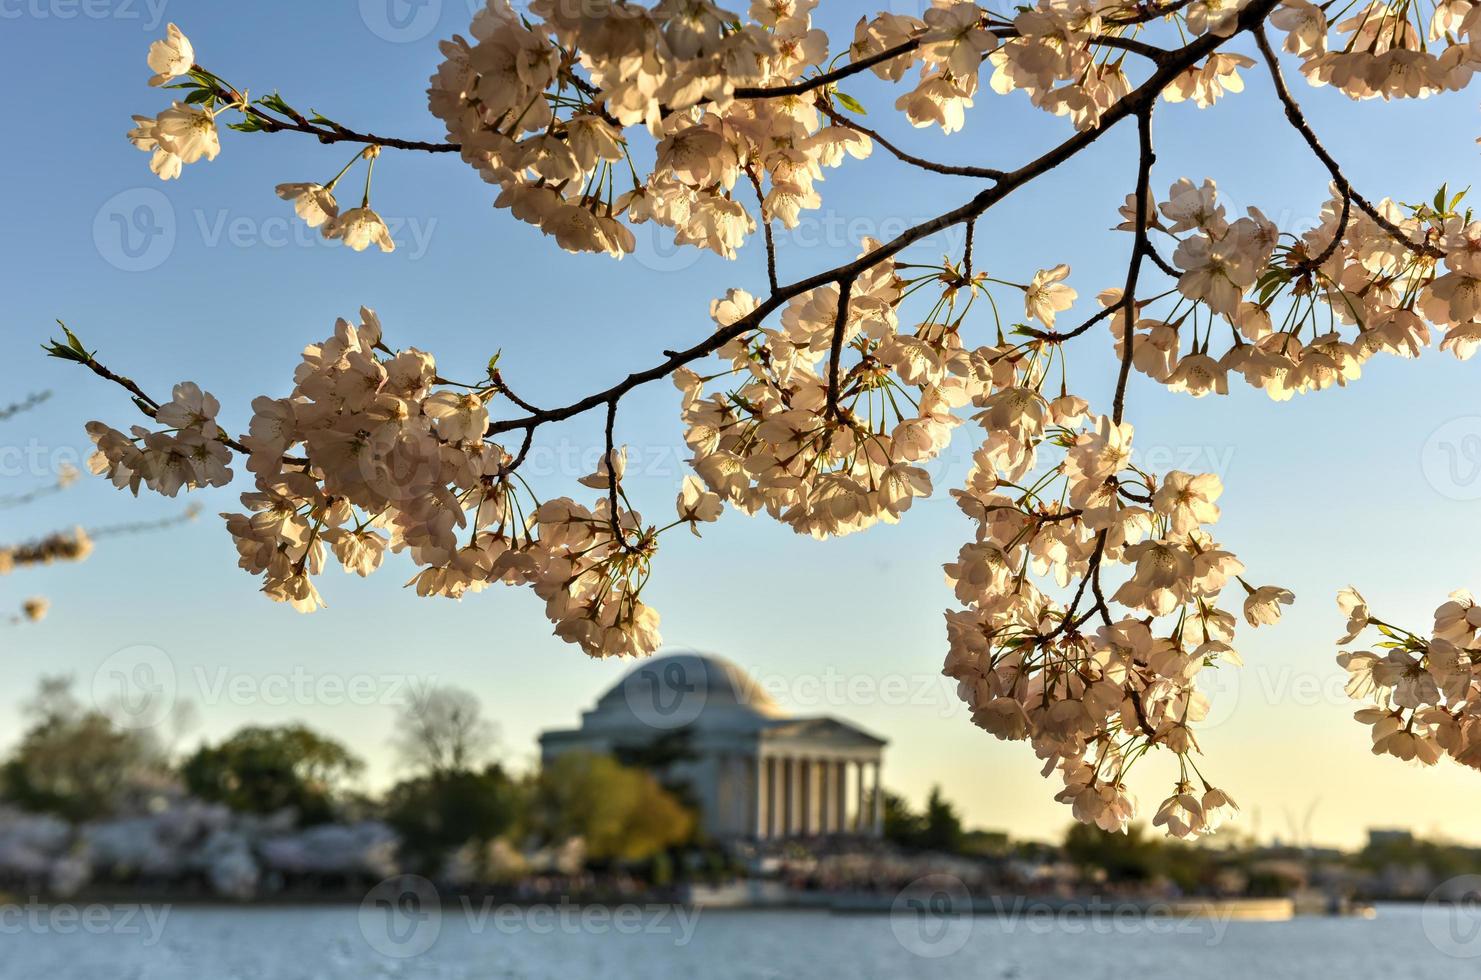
[0,885,1387,919]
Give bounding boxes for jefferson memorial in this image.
[539,652,887,839]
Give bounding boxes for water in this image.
[3,902,1474,979]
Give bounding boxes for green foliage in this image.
[918,786,965,853]
[1064,822,1167,882]
[881,789,923,845]
[1063,822,1230,891]
[530,752,694,862]
[882,785,966,853]
[42,322,94,364]
[1358,834,1481,880]
[181,724,363,825]
[832,90,867,115]
[1,678,164,821]
[384,765,522,874]
[611,728,702,816]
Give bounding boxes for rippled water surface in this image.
[6,902,1475,979]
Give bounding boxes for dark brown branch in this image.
[732,39,924,100]
[503,428,535,478]
[1145,242,1180,278]
[1103,0,1197,26]
[733,23,1172,104]
[69,348,309,463]
[75,355,160,413]
[209,82,460,153]
[745,165,780,293]
[1051,106,1161,642]
[1022,304,1119,344]
[825,277,857,420]
[1309,189,1353,269]
[601,398,630,547]
[1112,107,1159,426]
[485,0,1282,440]
[1251,27,1440,259]
[491,371,545,416]
[1090,34,1176,63]
[818,104,1005,180]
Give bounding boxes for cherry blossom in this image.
[68,1,1481,837]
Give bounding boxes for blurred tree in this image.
[878,786,967,852]
[1064,822,1168,883]
[959,829,1011,858]
[611,727,700,815]
[880,789,924,847]
[181,724,362,824]
[384,764,522,874]
[1,676,166,821]
[531,752,693,862]
[918,785,965,853]
[391,685,496,777]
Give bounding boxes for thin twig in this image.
[745,165,780,293]
[204,79,459,153]
[819,104,1005,181]
[602,398,628,546]
[0,392,51,421]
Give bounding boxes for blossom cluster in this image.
[0,528,93,576]
[84,310,723,659]
[1106,177,1480,402]
[85,383,234,499]
[428,0,868,257]
[82,0,1481,836]
[125,2,1481,270]
[1336,588,1481,768]
[1273,0,1481,100]
[940,393,1291,836]
[678,240,965,537]
[127,26,400,253]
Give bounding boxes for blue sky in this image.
[3,2,1481,847]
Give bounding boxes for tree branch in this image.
[203,79,460,153]
[484,0,1281,441]
[1250,27,1440,259]
[818,104,1005,180]
[825,277,857,420]
[745,165,780,293]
